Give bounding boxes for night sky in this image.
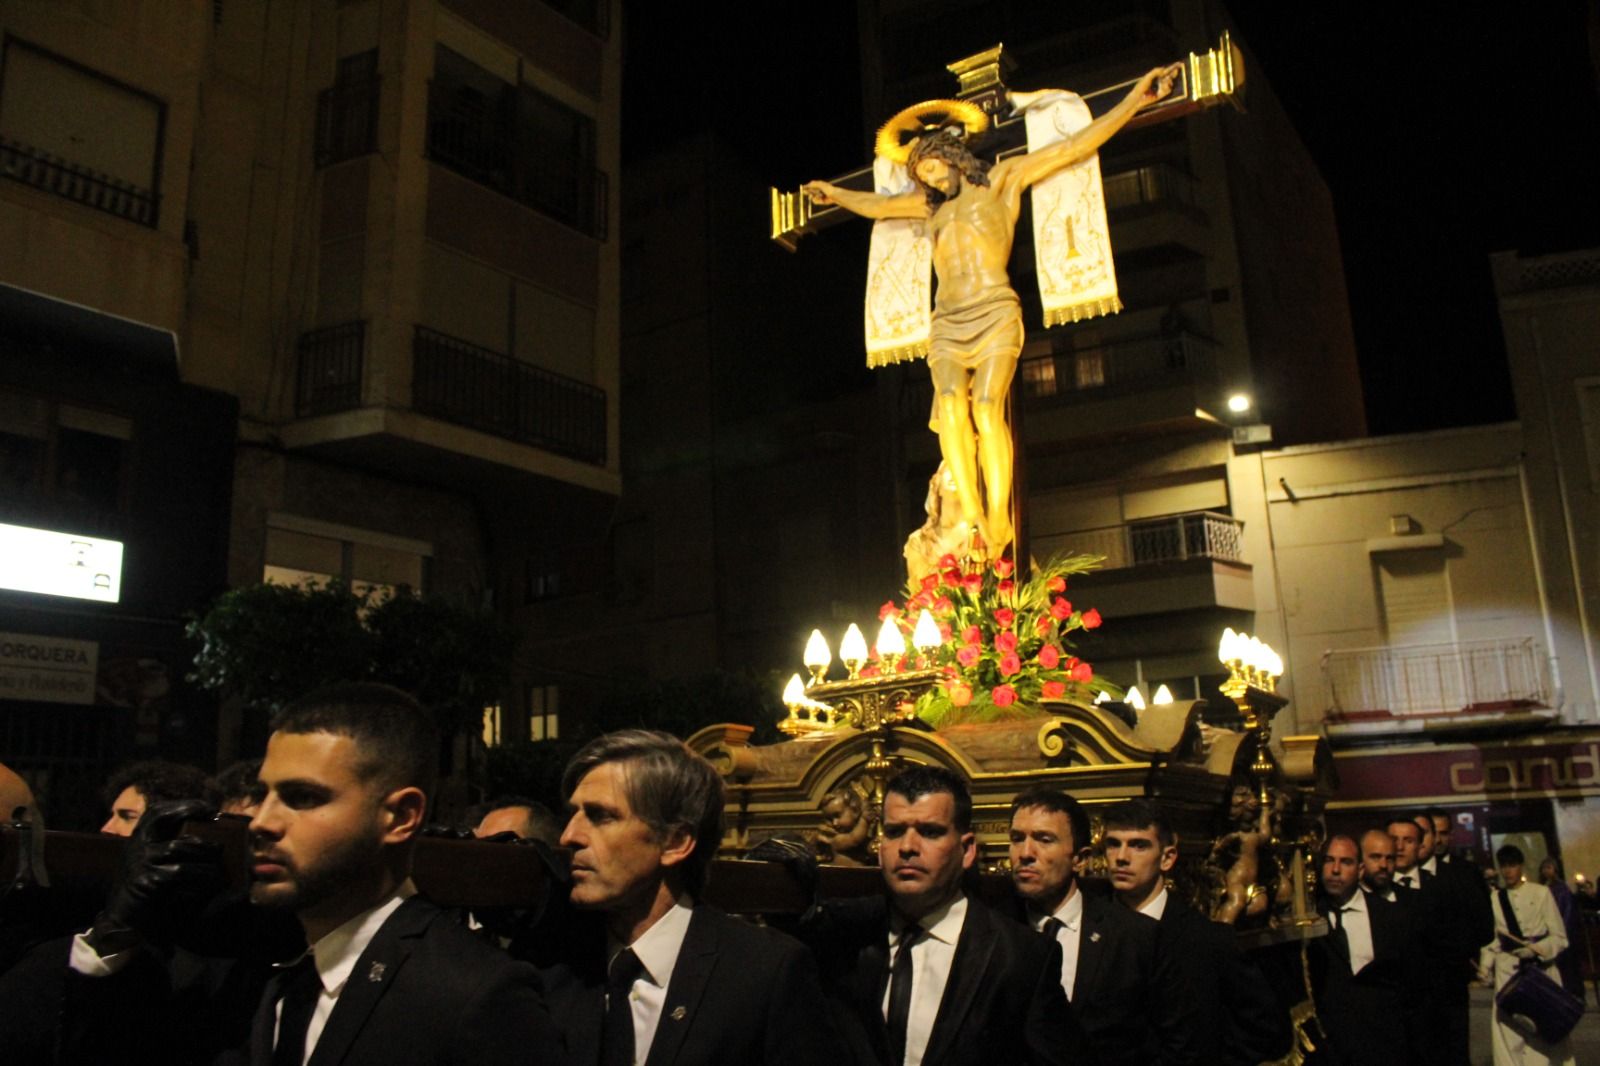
[621,3,1600,437]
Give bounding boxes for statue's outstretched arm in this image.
[802,180,926,221]
[998,63,1181,191]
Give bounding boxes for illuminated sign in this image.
[0,522,123,602]
[0,631,98,705]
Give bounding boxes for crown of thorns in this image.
[874,98,989,165]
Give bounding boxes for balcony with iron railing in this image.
[296,322,366,417]
[1103,162,1201,217]
[0,134,158,227]
[1020,329,1217,404]
[424,85,607,240]
[1036,510,1243,570]
[1321,638,1558,738]
[315,76,380,167]
[412,326,606,466]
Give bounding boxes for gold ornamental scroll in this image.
[1022,92,1122,326]
[864,154,932,368]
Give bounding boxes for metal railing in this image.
[425,84,608,240]
[1034,510,1244,570]
[412,326,606,465]
[0,135,158,226]
[1019,329,1217,401]
[1322,638,1552,719]
[315,76,380,166]
[1104,162,1200,214]
[296,322,365,417]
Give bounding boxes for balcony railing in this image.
[296,322,365,417]
[412,326,606,465]
[1036,510,1244,570]
[1322,638,1552,720]
[0,134,158,226]
[1019,329,1217,402]
[1104,163,1200,215]
[425,84,608,240]
[315,76,380,166]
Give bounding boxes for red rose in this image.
[1065,656,1080,670]
[938,553,960,571]
[993,557,1014,578]
[933,596,954,615]
[1049,597,1073,620]
[993,684,1017,707]
[879,600,902,622]
[1035,616,1053,636]
[994,607,1016,629]
[957,645,980,667]
[948,681,973,707]
[997,578,1014,595]
[941,568,963,587]
[961,572,983,594]
[1041,680,1066,699]
[942,665,958,680]
[995,630,1018,653]
[1071,661,1093,682]
[1080,608,1102,629]
[908,591,929,610]
[1037,644,1060,669]
[921,573,940,592]
[961,624,982,645]
[999,651,1022,676]
[1046,575,1066,593]
[861,664,881,678]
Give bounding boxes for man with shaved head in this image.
[0,760,35,823]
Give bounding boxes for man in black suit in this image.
[1310,834,1425,1066]
[45,682,566,1066]
[1408,811,1493,1066]
[805,765,1084,1066]
[534,729,844,1066]
[1008,786,1202,1065]
[1102,799,1289,1066]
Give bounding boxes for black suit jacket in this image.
[1155,897,1289,1066]
[1310,889,1425,1066]
[535,902,846,1066]
[247,896,566,1066]
[805,894,1085,1066]
[1021,890,1204,1065]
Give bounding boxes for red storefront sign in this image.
[1331,732,1600,805]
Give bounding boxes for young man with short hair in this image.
[1009,787,1201,1065]
[807,765,1084,1066]
[1102,799,1288,1066]
[99,759,218,836]
[534,729,843,1065]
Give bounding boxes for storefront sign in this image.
[0,631,99,705]
[1333,734,1600,804]
[0,522,123,603]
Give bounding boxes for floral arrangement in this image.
[867,552,1118,727]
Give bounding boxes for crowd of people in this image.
[0,682,1592,1065]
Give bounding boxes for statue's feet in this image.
[985,518,1014,560]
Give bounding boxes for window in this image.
[315,49,380,167]
[0,40,163,226]
[426,46,605,237]
[482,702,503,747]
[1021,357,1057,398]
[527,684,559,742]
[0,390,131,533]
[262,515,430,599]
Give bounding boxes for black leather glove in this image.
[743,834,820,900]
[417,823,476,839]
[88,799,225,955]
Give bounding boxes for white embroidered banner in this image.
[1022,92,1122,326]
[864,155,932,368]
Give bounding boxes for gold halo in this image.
[874,99,989,165]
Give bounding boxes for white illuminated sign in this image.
[0,522,124,602]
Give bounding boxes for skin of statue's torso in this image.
[926,177,1021,310]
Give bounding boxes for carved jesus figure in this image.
[804,65,1180,558]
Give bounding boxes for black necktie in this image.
[886,925,922,1066]
[1040,917,1065,941]
[602,948,645,1066]
[272,955,322,1066]
[1399,873,1415,889]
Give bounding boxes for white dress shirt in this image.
[1421,855,1438,877]
[274,879,416,1066]
[1137,885,1169,921]
[1033,886,1085,1000]
[1394,869,1421,891]
[883,894,967,1066]
[1331,889,1375,975]
[610,895,695,1066]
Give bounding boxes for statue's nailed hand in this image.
[1139,63,1184,105]
[801,181,836,206]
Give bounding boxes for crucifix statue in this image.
[773,37,1244,570]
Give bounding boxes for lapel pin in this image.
[670,1006,687,1021]
[1089,932,1101,943]
[368,962,386,983]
